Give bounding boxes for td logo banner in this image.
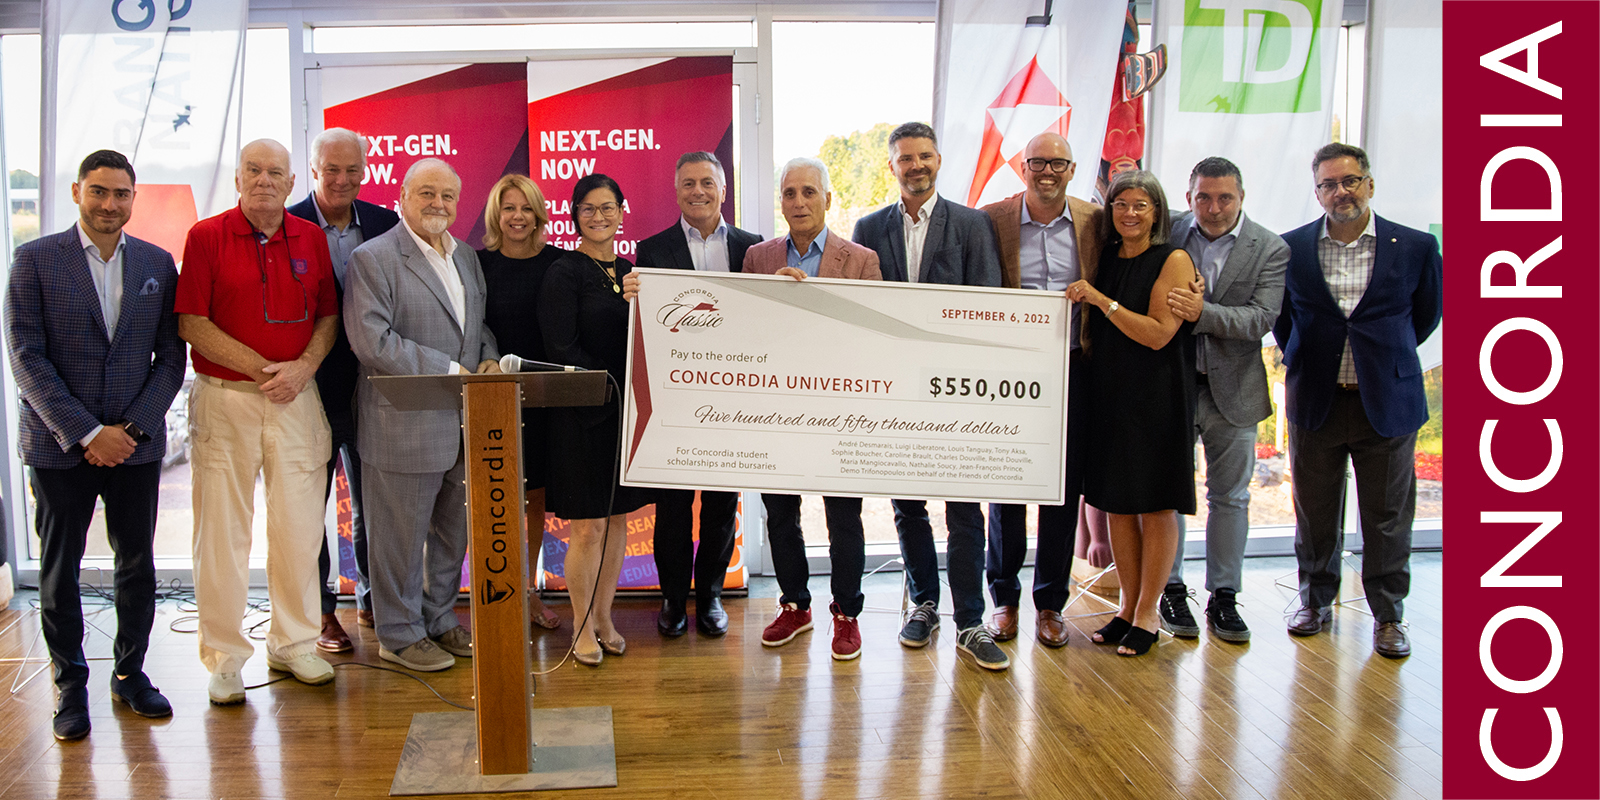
[1180,0,1326,114]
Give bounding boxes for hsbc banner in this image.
[41,0,247,262]
[933,0,1126,208]
[527,57,735,259]
[1147,0,1342,235]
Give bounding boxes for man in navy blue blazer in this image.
[287,128,399,652]
[851,122,1008,671]
[1273,143,1441,659]
[4,150,184,739]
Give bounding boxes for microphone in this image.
[499,354,584,373]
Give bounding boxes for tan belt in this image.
[198,374,262,393]
[1335,382,1360,392]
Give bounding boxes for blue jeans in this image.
[892,500,986,630]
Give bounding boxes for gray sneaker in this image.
[379,638,455,672]
[956,626,1010,671]
[898,601,940,648]
[431,626,473,657]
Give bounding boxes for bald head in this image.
[236,139,294,229]
[1022,132,1074,215]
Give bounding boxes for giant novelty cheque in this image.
[623,270,1069,504]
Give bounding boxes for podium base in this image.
[389,706,617,796]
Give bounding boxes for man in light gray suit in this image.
[851,122,1009,672]
[1160,157,1289,644]
[345,158,500,671]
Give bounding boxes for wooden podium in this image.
[368,371,619,795]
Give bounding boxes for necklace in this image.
[583,253,622,294]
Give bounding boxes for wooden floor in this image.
[0,554,1442,799]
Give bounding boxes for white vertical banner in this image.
[1147,0,1342,235]
[41,0,247,253]
[1367,0,1443,370]
[933,0,1127,208]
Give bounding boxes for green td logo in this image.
[1180,0,1325,114]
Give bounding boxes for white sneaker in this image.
[208,671,245,705]
[266,652,336,685]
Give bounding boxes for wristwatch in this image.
[121,421,152,444]
[1107,301,1120,316]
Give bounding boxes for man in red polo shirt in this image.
[176,139,340,705]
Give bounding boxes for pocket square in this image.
[140,277,160,296]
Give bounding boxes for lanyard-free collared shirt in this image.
[786,227,829,278]
[1019,201,1080,348]
[311,197,369,284]
[1317,212,1378,385]
[898,194,938,283]
[681,215,730,273]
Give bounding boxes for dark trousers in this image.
[893,500,986,629]
[762,494,865,617]
[985,350,1083,612]
[653,488,738,602]
[30,460,161,702]
[318,409,368,614]
[1289,391,1416,622]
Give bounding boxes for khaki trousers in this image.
[190,376,331,673]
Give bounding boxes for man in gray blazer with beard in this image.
[1160,157,1288,644]
[345,158,500,672]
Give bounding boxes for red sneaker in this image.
[829,603,862,661]
[761,603,813,647]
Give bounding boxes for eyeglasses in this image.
[1024,158,1073,174]
[1315,175,1369,194]
[255,230,310,325]
[576,203,621,219]
[1110,200,1153,214]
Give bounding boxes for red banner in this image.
[324,62,530,248]
[1445,3,1597,797]
[527,57,734,259]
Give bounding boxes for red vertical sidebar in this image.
[1445,2,1598,798]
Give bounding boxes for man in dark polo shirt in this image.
[176,139,341,705]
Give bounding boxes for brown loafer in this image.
[1373,621,1411,659]
[987,606,1020,642]
[356,609,374,628]
[1287,606,1332,637]
[1036,609,1069,648]
[317,613,353,653]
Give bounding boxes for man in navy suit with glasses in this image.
[5,149,184,740]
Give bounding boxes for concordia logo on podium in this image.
[481,578,512,605]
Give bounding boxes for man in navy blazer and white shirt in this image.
[4,150,184,739]
[851,122,1009,672]
[1273,143,1442,659]
[635,152,762,639]
[287,128,400,652]
[1159,157,1288,645]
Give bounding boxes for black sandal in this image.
[1118,626,1158,657]
[1092,617,1132,645]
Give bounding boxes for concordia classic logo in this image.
[655,288,725,333]
[1180,0,1324,114]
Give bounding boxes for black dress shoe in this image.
[53,702,90,741]
[110,673,173,718]
[658,598,688,637]
[696,596,729,637]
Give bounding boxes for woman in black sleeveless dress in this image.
[538,174,650,666]
[1066,170,1198,656]
[478,173,566,631]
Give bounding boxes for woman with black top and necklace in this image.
[479,173,565,632]
[538,173,649,666]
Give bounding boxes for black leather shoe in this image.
[110,673,173,718]
[696,596,729,637]
[53,700,90,741]
[658,598,688,637]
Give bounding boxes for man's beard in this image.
[417,213,451,235]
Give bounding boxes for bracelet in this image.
[1107,300,1120,316]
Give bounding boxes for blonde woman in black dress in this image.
[1066,170,1199,656]
[538,174,650,666]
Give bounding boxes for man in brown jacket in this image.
[979,132,1103,648]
